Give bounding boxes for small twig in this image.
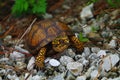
[0,64,29,73]
[16,18,37,46]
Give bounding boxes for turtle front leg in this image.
[70,36,84,52]
[35,47,46,68]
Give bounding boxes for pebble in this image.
[108,39,117,48]
[32,75,43,80]
[7,74,19,80]
[80,3,94,22]
[83,26,92,34]
[101,31,110,38]
[102,54,120,71]
[58,65,66,72]
[76,76,86,80]
[90,70,99,79]
[66,49,76,58]
[65,71,76,80]
[89,53,98,61]
[97,50,107,58]
[74,55,83,61]
[10,51,25,62]
[27,57,35,71]
[0,68,6,75]
[82,59,89,66]
[67,62,83,76]
[87,32,103,42]
[53,73,64,80]
[0,58,9,62]
[91,47,100,53]
[24,73,32,80]
[49,59,60,67]
[59,55,74,66]
[82,47,91,58]
[0,77,2,80]
[15,61,26,69]
[15,46,29,53]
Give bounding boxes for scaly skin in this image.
[70,36,84,52]
[35,47,46,68]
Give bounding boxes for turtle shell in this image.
[26,20,73,54]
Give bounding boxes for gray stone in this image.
[102,54,120,71]
[67,62,83,76]
[60,56,74,66]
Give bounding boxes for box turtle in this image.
[26,20,84,68]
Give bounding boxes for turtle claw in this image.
[35,47,46,69]
[35,61,45,69]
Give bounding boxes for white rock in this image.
[76,76,86,80]
[67,62,83,76]
[108,39,117,48]
[110,54,119,66]
[66,71,76,80]
[44,57,51,63]
[58,65,66,72]
[32,75,42,80]
[89,53,98,60]
[0,77,2,80]
[118,48,120,51]
[15,46,29,53]
[0,58,9,62]
[90,70,99,79]
[83,26,92,34]
[82,47,91,57]
[10,51,25,62]
[49,59,60,67]
[7,74,19,80]
[91,47,100,53]
[0,68,6,74]
[101,77,108,80]
[27,57,35,71]
[67,49,76,58]
[76,66,96,80]
[60,56,74,66]
[102,54,120,71]
[25,73,32,80]
[82,59,89,66]
[53,73,65,80]
[74,55,83,61]
[16,61,26,69]
[85,66,96,77]
[97,50,107,58]
[80,3,94,21]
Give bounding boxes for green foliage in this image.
[87,0,120,8]
[12,0,47,16]
[107,0,120,8]
[78,33,89,42]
